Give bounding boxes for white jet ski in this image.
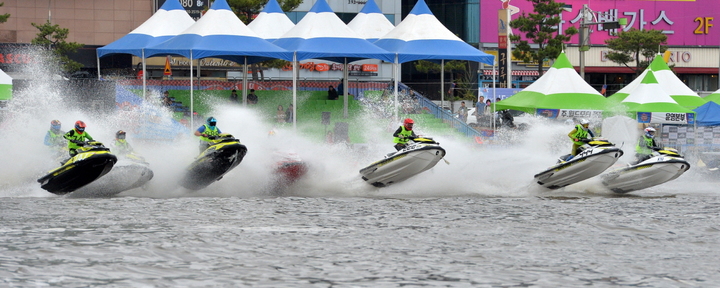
[70,152,154,198]
[534,138,624,189]
[359,137,446,187]
[601,147,690,194]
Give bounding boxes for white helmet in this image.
[644,127,656,138]
[579,119,590,130]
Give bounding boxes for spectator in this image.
[475,96,486,123]
[325,131,334,143]
[285,104,294,123]
[337,79,344,96]
[457,101,468,123]
[276,105,286,123]
[229,89,239,103]
[247,89,258,105]
[327,85,338,100]
[162,91,173,107]
[484,99,492,115]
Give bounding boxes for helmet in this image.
[116,130,126,140]
[403,118,414,130]
[579,118,590,130]
[644,127,656,138]
[207,117,217,127]
[50,120,61,130]
[74,120,86,133]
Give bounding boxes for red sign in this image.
[315,63,329,72]
[361,64,378,72]
[498,35,507,49]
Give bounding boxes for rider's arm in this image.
[194,126,205,137]
[63,130,74,140]
[85,132,93,141]
[44,132,52,146]
[568,128,578,140]
[392,127,403,138]
[588,129,595,138]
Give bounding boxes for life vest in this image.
[199,124,220,142]
[635,135,656,154]
[64,129,93,151]
[393,126,414,144]
[115,139,132,154]
[570,124,589,146]
[47,129,64,146]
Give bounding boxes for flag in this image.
[600,84,607,96]
[163,56,172,76]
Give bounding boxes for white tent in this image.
[0,68,12,109]
[347,0,395,42]
[247,0,295,40]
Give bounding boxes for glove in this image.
[201,134,209,138]
[573,138,578,142]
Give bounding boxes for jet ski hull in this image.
[276,161,308,185]
[360,145,446,187]
[70,160,154,197]
[37,152,117,195]
[535,147,623,189]
[180,142,247,190]
[601,158,690,194]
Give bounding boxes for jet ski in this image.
[37,141,117,195]
[601,147,690,194]
[180,133,248,190]
[70,152,154,197]
[534,138,624,189]
[269,151,308,196]
[359,137,446,187]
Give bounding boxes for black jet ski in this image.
[180,133,248,190]
[70,152,154,197]
[37,141,117,195]
[601,147,690,194]
[534,138,623,189]
[359,137,446,187]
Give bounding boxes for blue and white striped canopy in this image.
[247,0,295,41]
[144,0,292,63]
[97,0,194,58]
[374,0,494,65]
[272,0,393,63]
[347,0,395,42]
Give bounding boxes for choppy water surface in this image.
[2,192,719,287]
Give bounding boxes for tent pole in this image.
[293,52,297,130]
[394,54,399,124]
[441,59,445,115]
[197,60,201,94]
[142,50,147,100]
[96,51,101,80]
[190,51,194,131]
[492,61,496,133]
[243,57,248,106]
[343,58,349,118]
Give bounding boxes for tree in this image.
[0,2,10,23]
[415,60,477,101]
[31,21,84,74]
[604,28,667,76]
[508,0,578,76]
[228,0,303,81]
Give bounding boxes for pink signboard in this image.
[481,0,719,46]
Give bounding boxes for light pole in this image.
[578,4,624,81]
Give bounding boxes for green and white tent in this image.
[704,88,720,104]
[0,68,12,110]
[494,52,607,120]
[619,70,695,124]
[608,54,706,108]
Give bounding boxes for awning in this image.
[483,69,540,76]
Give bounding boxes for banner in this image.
[536,109,603,120]
[638,112,694,124]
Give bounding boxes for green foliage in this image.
[31,21,84,73]
[508,0,578,76]
[0,2,10,23]
[228,0,302,24]
[604,28,667,75]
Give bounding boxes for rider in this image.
[393,118,418,151]
[194,116,222,152]
[567,118,595,159]
[63,120,94,157]
[44,120,65,148]
[113,130,134,155]
[635,127,662,164]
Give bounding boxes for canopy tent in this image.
[619,70,695,124]
[494,52,608,116]
[0,68,12,105]
[373,0,494,121]
[247,0,295,41]
[704,88,720,104]
[273,0,394,122]
[347,0,395,42]
[96,0,194,98]
[144,0,292,129]
[608,54,706,108]
[96,0,194,58]
[693,101,720,126]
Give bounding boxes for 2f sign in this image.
[694,17,714,35]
